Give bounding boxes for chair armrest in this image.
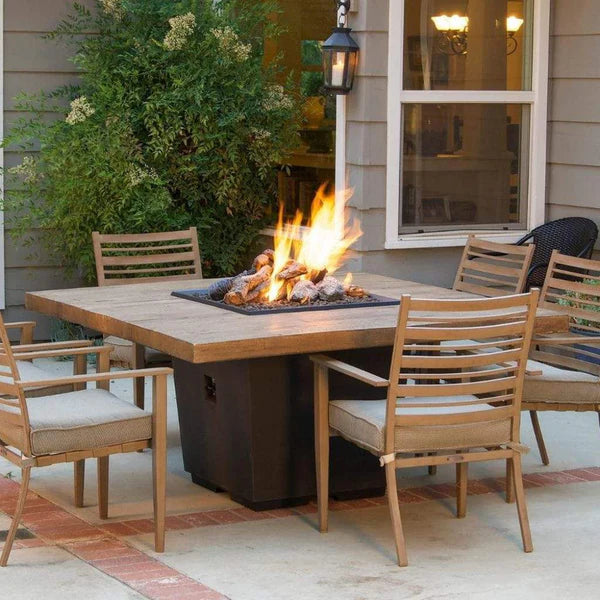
[5,321,37,345]
[17,367,173,390]
[13,345,113,361]
[525,368,543,376]
[532,335,600,346]
[310,354,389,388]
[12,340,94,353]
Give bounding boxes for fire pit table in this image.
[26,273,568,510]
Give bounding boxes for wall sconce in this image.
[322,0,360,95]
[431,14,524,56]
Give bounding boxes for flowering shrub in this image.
[2,0,299,279]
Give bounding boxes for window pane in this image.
[265,1,336,224]
[403,0,533,91]
[400,103,529,233]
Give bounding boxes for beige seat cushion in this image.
[23,388,152,456]
[104,336,171,367]
[0,361,74,398]
[329,396,512,455]
[524,359,600,405]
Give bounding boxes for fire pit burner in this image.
[172,288,399,315]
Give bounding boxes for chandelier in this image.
[431,14,524,56]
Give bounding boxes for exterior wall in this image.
[547,0,600,243]
[3,0,92,338]
[346,0,463,287]
[347,0,598,285]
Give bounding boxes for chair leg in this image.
[152,374,168,553]
[0,467,31,567]
[74,460,85,508]
[456,461,467,518]
[428,453,437,476]
[133,343,146,410]
[511,453,533,553]
[97,456,109,520]
[384,461,408,567]
[505,459,515,504]
[529,411,550,466]
[314,365,330,533]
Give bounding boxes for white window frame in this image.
[385,0,550,250]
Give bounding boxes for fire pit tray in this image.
[171,288,400,316]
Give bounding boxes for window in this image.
[386,0,550,248]
[264,1,337,225]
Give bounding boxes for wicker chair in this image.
[515,217,598,290]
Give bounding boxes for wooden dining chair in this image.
[311,291,538,566]
[523,250,600,465]
[0,311,170,566]
[454,235,535,296]
[92,228,202,410]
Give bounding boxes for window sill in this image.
[385,230,527,250]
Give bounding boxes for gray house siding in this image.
[547,0,600,239]
[346,0,598,287]
[3,0,92,338]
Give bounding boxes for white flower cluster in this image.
[8,156,42,185]
[127,165,159,188]
[164,12,196,51]
[210,26,251,62]
[65,96,95,125]
[251,128,272,142]
[100,0,123,20]
[262,84,294,112]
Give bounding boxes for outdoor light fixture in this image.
[431,14,524,56]
[322,0,359,95]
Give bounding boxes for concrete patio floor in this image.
[1,358,599,599]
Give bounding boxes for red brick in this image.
[427,483,457,497]
[123,519,155,534]
[230,508,274,521]
[164,516,193,530]
[329,501,353,511]
[264,507,297,518]
[409,486,450,500]
[292,503,318,515]
[98,522,140,537]
[341,498,379,509]
[536,470,586,484]
[467,480,494,495]
[521,474,547,488]
[93,554,151,569]
[564,468,600,482]
[178,512,220,528]
[397,490,427,504]
[204,510,245,524]
[479,477,506,492]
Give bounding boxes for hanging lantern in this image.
[322,1,359,95]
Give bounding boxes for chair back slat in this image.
[454,235,535,297]
[535,250,600,375]
[0,314,30,452]
[93,228,202,286]
[383,292,538,453]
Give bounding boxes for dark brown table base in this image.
[173,348,392,511]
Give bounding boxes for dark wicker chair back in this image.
[516,217,598,289]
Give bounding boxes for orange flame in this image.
[266,184,362,301]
